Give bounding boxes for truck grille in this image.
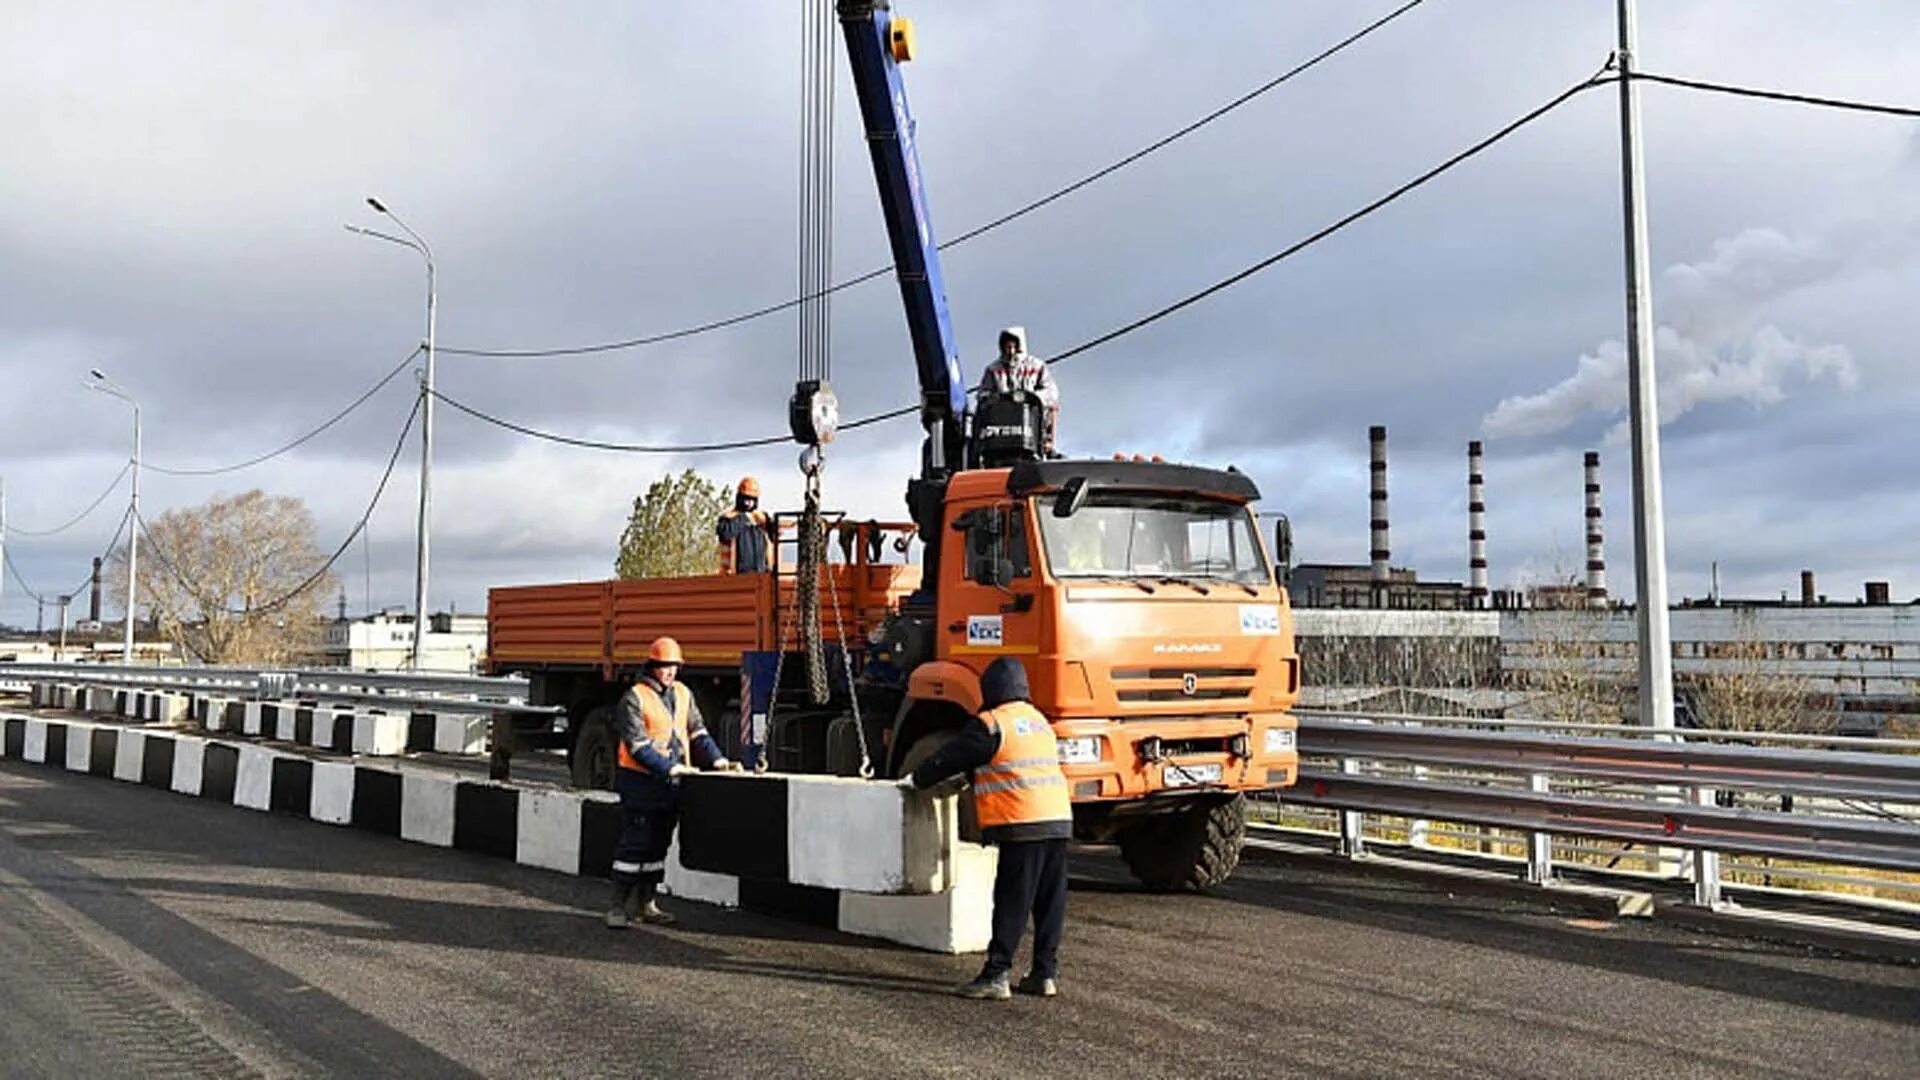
[1111,666,1256,705]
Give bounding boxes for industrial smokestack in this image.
[1584,451,1607,608]
[89,557,103,623]
[1800,570,1816,606]
[1369,425,1389,609]
[1468,440,1488,610]
[1865,581,1891,606]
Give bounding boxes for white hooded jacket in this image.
[977,326,1059,412]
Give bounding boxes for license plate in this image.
[1162,762,1223,788]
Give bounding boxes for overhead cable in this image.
[435,0,1434,360]
[1632,70,1920,120]
[145,347,422,476]
[433,64,1611,454]
[137,394,422,617]
[5,461,131,537]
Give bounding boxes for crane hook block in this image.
[889,17,915,62]
[790,379,840,446]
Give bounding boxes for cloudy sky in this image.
[2,0,1916,629]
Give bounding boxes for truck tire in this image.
[1117,794,1245,892]
[571,705,617,791]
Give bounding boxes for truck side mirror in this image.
[1052,476,1089,518]
[1272,514,1293,580]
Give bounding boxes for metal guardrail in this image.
[1275,714,1920,910]
[1,662,557,718]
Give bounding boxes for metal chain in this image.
[798,458,830,704]
[824,549,874,779]
[757,581,799,774]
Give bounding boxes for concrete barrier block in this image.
[171,737,206,796]
[234,746,277,810]
[786,775,954,894]
[64,723,92,772]
[837,842,997,954]
[515,789,583,874]
[276,705,300,743]
[353,712,408,756]
[121,692,140,719]
[434,715,490,755]
[664,838,740,908]
[310,761,355,825]
[25,719,48,763]
[401,770,457,847]
[113,729,145,783]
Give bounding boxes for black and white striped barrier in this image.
[0,713,991,953]
[28,682,489,758]
[29,682,190,724]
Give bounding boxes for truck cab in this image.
[875,457,1300,890]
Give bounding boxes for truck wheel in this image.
[897,730,980,843]
[1117,794,1245,892]
[570,705,617,791]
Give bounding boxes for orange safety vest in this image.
[971,702,1072,830]
[617,683,691,774]
[717,510,773,574]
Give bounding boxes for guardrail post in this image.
[1691,785,1722,908]
[1338,757,1366,858]
[1408,764,1430,848]
[1526,771,1553,884]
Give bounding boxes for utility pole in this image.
[0,475,7,631]
[88,369,140,664]
[57,595,71,662]
[348,198,435,669]
[1616,0,1675,731]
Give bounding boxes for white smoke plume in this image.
[1483,226,1863,440]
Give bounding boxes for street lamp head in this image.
[89,368,107,382]
[367,197,389,214]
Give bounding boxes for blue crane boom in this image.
[836,1,968,478]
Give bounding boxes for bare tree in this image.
[1504,566,1634,726]
[1685,609,1832,734]
[107,491,336,663]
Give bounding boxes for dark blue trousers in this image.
[983,838,1069,979]
[611,768,679,890]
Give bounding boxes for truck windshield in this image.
[1035,493,1272,586]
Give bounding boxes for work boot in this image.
[1015,974,1059,998]
[955,972,1012,1000]
[604,881,636,930]
[638,885,676,926]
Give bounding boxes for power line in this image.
[1632,70,1920,120]
[137,395,422,617]
[5,461,130,537]
[435,0,1434,360]
[1047,64,1618,365]
[434,64,1613,454]
[145,347,421,476]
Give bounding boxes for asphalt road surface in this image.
[1,759,1915,1079]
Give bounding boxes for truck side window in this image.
[963,505,1031,584]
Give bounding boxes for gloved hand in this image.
[895,776,918,793]
[712,758,744,773]
[669,764,698,777]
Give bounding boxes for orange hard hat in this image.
[738,476,761,498]
[647,637,684,666]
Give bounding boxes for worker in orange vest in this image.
[899,656,1071,999]
[717,476,775,573]
[606,636,740,929]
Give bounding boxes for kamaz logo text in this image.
[1152,643,1223,654]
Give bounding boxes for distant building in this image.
[322,610,487,673]
[1288,563,1471,611]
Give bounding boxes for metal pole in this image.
[411,255,436,670]
[1616,0,1675,729]
[126,403,141,662]
[0,475,8,629]
[57,596,70,662]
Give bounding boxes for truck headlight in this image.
[1264,727,1296,753]
[1058,736,1102,764]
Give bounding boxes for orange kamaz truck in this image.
[486,2,1301,890]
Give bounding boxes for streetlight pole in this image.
[1615,0,1675,731]
[348,197,436,669]
[87,369,140,663]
